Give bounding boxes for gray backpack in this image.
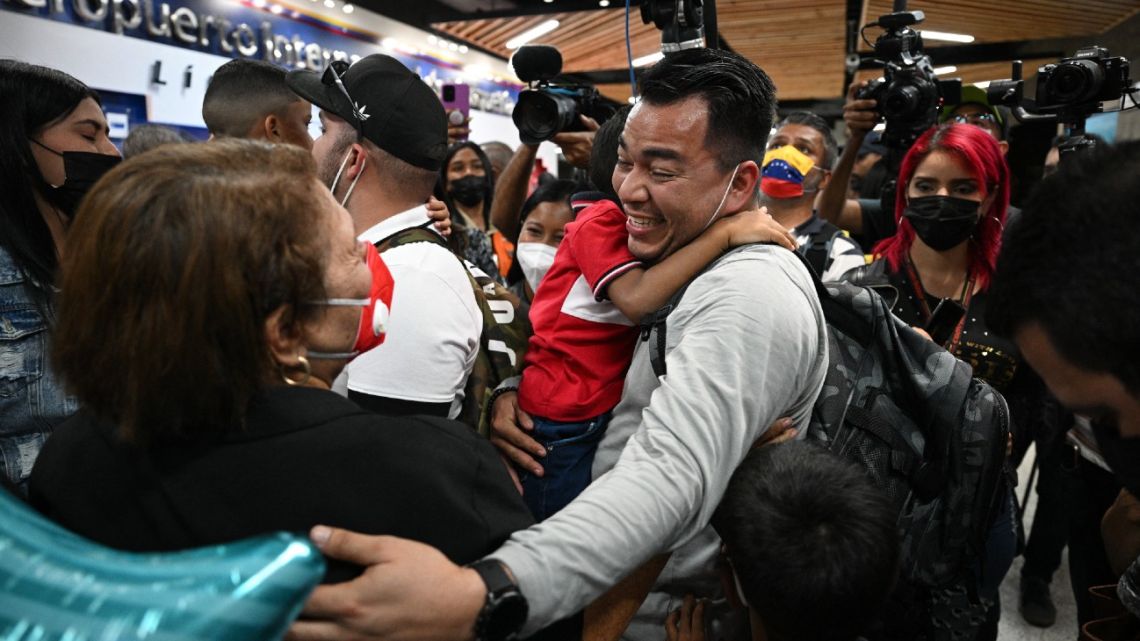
[641,248,1010,640]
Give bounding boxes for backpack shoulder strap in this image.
[373,222,446,253]
[799,223,844,279]
[640,243,819,378]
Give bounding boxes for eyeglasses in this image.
[321,60,370,125]
[951,112,998,127]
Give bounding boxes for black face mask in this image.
[902,195,980,251]
[32,139,122,219]
[448,174,487,208]
[1091,418,1140,497]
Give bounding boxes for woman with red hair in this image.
[846,123,1027,641]
[849,123,1013,381]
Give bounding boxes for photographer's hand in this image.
[843,80,879,141]
[816,81,877,234]
[551,115,599,169]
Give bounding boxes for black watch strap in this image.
[470,560,528,641]
[471,559,515,594]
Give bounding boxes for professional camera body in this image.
[511,45,610,144]
[984,46,1133,160]
[641,0,705,52]
[1036,46,1130,113]
[857,8,961,151]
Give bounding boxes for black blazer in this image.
[29,385,534,583]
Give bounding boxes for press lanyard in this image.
[904,258,974,355]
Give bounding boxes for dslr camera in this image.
[857,7,961,150]
[1036,46,1130,113]
[511,45,610,144]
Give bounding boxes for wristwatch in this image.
[469,559,528,641]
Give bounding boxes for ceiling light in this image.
[921,30,975,43]
[627,96,637,104]
[449,42,459,51]
[505,19,560,49]
[631,51,664,67]
[427,35,437,44]
[459,45,468,53]
[599,0,610,5]
[342,4,353,12]
[323,0,334,7]
[269,4,283,13]
[932,65,958,75]
[252,0,266,7]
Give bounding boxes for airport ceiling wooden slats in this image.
[432,0,1140,103]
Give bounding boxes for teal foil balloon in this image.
[0,489,324,640]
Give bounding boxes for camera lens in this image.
[513,90,579,143]
[1048,60,1103,104]
[883,84,922,119]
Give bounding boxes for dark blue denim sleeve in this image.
[0,247,76,494]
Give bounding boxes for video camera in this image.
[984,47,1134,159]
[641,0,706,53]
[510,45,611,144]
[856,6,961,152]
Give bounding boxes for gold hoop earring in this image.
[281,355,311,386]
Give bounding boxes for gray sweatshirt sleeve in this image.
[489,249,827,633]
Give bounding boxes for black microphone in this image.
[511,45,563,83]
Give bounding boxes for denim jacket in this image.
[0,245,76,494]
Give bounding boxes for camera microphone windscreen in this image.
[512,45,563,83]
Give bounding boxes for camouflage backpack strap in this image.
[459,269,531,437]
[372,223,446,253]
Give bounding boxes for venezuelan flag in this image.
[760,146,815,199]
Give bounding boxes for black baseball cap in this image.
[287,54,447,171]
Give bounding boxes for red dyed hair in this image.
[872,123,1010,289]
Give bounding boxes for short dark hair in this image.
[777,111,838,169]
[121,124,194,158]
[53,140,329,444]
[481,141,513,176]
[0,59,100,307]
[988,140,1140,395]
[589,105,630,201]
[712,442,899,641]
[202,59,303,137]
[638,49,777,171]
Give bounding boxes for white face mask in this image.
[329,146,367,208]
[514,242,558,293]
[700,164,742,233]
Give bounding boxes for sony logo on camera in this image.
[1036,46,1131,111]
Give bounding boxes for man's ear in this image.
[264,305,306,368]
[998,140,1009,157]
[816,167,832,192]
[263,114,283,143]
[729,160,761,211]
[342,142,368,182]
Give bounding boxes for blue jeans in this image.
[520,413,611,521]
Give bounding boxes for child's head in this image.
[712,442,899,641]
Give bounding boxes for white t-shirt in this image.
[341,206,482,418]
